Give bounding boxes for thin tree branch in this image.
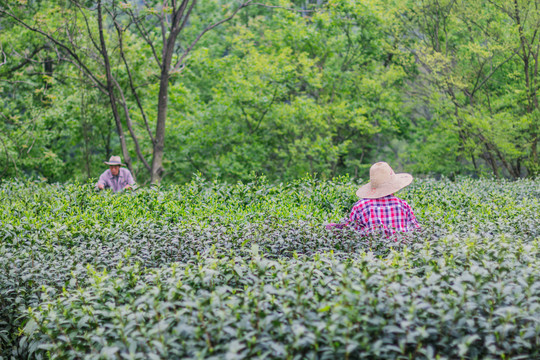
[0,46,44,75]
[96,0,135,177]
[160,3,168,55]
[178,0,196,34]
[0,8,108,91]
[112,18,155,145]
[112,77,152,172]
[60,57,109,96]
[468,59,486,99]
[14,109,40,159]
[70,0,103,55]
[172,0,196,70]
[250,86,279,134]
[239,104,252,132]
[471,51,517,97]
[185,152,207,178]
[127,8,162,68]
[171,0,322,73]
[173,0,254,73]
[25,130,38,154]
[164,0,191,68]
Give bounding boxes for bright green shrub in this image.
[0,177,538,359]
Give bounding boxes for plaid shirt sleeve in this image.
[326,200,374,233]
[401,199,421,231]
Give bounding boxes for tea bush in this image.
[0,176,538,359]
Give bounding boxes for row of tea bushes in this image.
[0,221,413,358]
[1,177,538,241]
[0,176,539,358]
[25,237,539,359]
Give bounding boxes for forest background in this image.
[0,0,538,184]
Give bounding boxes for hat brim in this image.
[104,161,125,166]
[356,173,413,199]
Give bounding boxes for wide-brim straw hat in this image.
[356,162,413,199]
[104,155,125,166]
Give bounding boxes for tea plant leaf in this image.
[0,178,538,358]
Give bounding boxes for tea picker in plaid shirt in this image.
[327,162,420,236]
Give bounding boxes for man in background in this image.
[96,156,135,192]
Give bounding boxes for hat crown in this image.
[370,162,395,188]
[108,156,122,164]
[356,161,412,199]
[104,155,124,166]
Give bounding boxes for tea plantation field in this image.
[0,177,539,359]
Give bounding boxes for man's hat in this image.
[356,162,413,199]
[104,155,125,166]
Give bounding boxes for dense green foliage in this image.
[1,0,538,183]
[0,177,538,359]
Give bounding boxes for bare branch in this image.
[13,108,41,157]
[160,3,168,52]
[173,0,253,73]
[0,8,108,91]
[185,151,208,178]
[109,0,153,172]
[250,86,279,134]
[468,59,486,98]
[125,8,162,68]
[60,57,109,96]
[177,0,196,34]
[171,0,319,73]
[170,1,195,69]
[112,17,155,145]
[0,46,44,75]
[239,104,252,132]
[97,0,135,177]
[70,0,103,55]
[471,51,517,97]
[486,0,512,17]
[112,77,152,172]
[25,130,38,154]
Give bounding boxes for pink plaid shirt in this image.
[327,195,420,236]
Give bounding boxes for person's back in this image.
[327,162,420,236]
[347,194,419,236]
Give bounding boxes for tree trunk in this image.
[97,0,135,180]
[151,76,168,184]
[150,38,175,184]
